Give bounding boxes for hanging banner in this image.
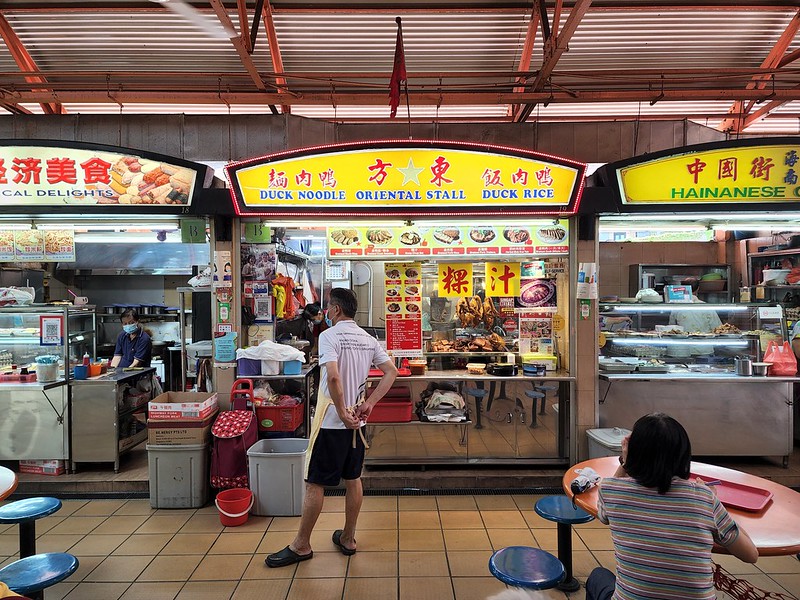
[14,229,44,261]
[0,141,208,208]
[326,221,569,259]
[43,229,75,261]
[438,263,473,297]
[384,262,423,357]
[485,262,521,297]
[226,140,586,217]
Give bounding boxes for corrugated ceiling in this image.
[1,3,800,134]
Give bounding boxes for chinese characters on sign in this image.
[485,262,521,297]
[0,145,199,207]
[229,145,585,213]
[619,144,800,204]
[384,262,423,357]
[438,263,473,297]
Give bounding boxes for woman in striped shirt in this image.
[586,413,758,600]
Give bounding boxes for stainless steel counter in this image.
[71,368,156,385]
[373,370,575,382]
[598,374,795,466]
[0,379,67,391]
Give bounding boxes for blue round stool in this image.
[488,546,565,590]
[534,495,594,592]
[0,497,62,558]
[0,552,78,600]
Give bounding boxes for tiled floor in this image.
[1,494,798,600]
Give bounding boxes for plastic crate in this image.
[236,358,261,376]
[369,397,413,423]
[255,402,304,432]
[247,438,308,516]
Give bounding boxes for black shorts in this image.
[306,427,366,487]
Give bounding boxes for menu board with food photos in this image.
[327,222,569,259]
[384,262,423,357]
[0,229,74,262]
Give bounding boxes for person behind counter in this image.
[110,309,152,369]
[300,303,328,355]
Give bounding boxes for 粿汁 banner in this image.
[617,141,800,205]
[0,141,207,207]
[226,140,586,217]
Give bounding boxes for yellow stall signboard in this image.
[226,141,586,216]
[618,143,800,204]
[438,263,473,298]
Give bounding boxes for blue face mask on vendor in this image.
[325,317,333,327]
[123,323,138,335]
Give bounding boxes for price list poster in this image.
[384,262,423,357]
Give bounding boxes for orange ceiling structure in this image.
[3,1,800,134]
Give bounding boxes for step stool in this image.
[488,546,565,590]
[0,497,62,558]
[534,495,594,592]
[0,552,78,600]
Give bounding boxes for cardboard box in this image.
[148,392,218,421]
[147,411,217,445]
[19,459,65,476]
[664,285,693,303]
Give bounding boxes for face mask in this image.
[123,323,138,334]
[325,317,334,327]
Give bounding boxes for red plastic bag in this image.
[762,340,798,376]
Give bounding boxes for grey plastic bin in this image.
[247,438,308,516]
[147,444,209,509]
[586,428,631,459]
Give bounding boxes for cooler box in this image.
[236,358,261,376]
[587,427,631,459]
[147,443,209,508]
[247,438,308,516]
[281,360,303,375]
[366,385,412,422]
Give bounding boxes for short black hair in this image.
[623,412,691,494]
[329,288,357,318]
[302,303,323,321]
[120,308,139,322]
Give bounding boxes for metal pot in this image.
[735,356,753,376]
[752,362,771,377]
[139,305,156,315]
[103,306,117,315]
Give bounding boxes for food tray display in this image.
[691,474,773,512]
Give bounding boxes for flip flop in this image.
[265,546,313,568]
[332,529,357,556]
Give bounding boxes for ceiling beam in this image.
[514,0,593,122]
[0,12,63,115]
[208,0,280,115]
[263,0,289,114]
[0,101,32,115]
[718,7,800,132]
[237,0,252,53]
[250,0,265,51]
[509,4,541,117]
[9,86,800,106]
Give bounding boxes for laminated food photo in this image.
[516,278,557,308]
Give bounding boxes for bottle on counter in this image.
[739,286,751,303]
[755,285,766,301]
[82,352,90,367]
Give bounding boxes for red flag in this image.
[389,16,406,119]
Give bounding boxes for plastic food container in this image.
[466,363,486,374]
[408,359,427,375]
[587,427,631,458]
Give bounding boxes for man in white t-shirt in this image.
[266,288,397,568]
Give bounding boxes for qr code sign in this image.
[45,321,59,338]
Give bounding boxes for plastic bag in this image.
[0,287,34,306]
[187,267,212,288]
[762,340,797,376]
[235,340,306,363]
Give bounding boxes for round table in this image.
[0,466,18,501]
[563,456,800,557]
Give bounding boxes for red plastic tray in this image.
[691,473,773,512]
[368,398,412,422]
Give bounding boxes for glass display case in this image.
[599,302,784,371]
[598,303,795,466]
[0,304,96,462]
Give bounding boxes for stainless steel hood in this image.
[58,242,210,275]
